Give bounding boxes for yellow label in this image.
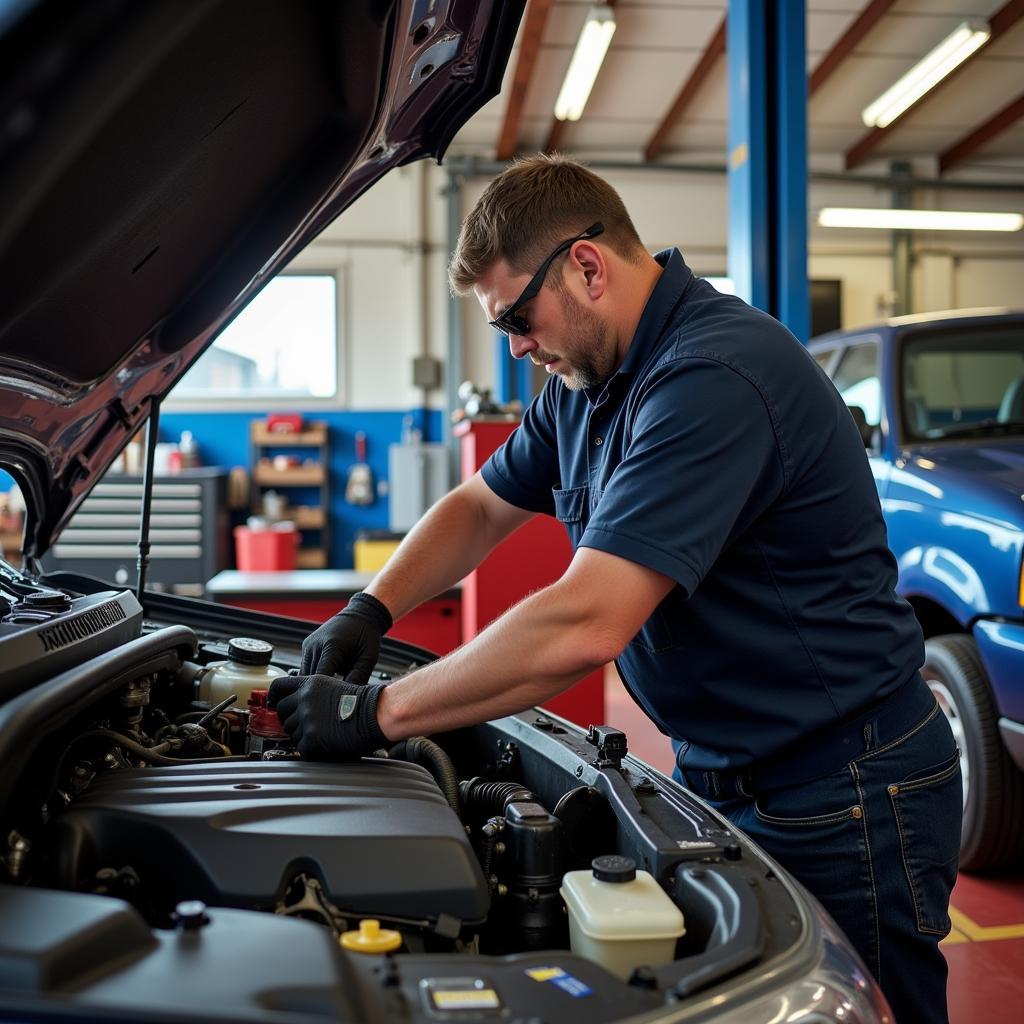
[525,967,565,982]
[431,990,500,1009]
[730,142,749,171]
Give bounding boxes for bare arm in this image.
[364,472,533,621]
[376,547,676,739]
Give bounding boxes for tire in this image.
[922,634,1024,871]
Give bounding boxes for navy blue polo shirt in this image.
[482,248,924,771]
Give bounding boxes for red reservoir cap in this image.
[248,689,288,738]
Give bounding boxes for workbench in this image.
[204,569,461,654]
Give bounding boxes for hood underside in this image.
[0,0,522,558]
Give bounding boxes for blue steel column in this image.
[494,332,534,405]
[727,0,809,342]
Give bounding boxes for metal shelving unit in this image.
[250,421,330,569]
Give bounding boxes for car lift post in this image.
[727,0,809,343]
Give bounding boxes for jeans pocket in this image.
[754,770,861,828]
[888,751,962,935]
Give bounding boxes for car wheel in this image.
[923,634,1024,871]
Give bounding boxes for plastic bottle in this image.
[198,638,283,708]
[178,430,199,469]
[560,855,685,979]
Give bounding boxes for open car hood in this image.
[0,0,523,560]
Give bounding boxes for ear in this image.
[568,240,607,300]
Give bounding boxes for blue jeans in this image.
[675,697,962,1023]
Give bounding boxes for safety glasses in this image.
[488,222,604,337]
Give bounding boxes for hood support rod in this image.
[136,398,161,604]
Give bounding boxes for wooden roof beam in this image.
[643,17,726,163]
[845,0,1024,170]
[496,0,554,161]
[939,91,1024,173]
[809,0,897,96]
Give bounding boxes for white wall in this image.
[287,161,1024,408]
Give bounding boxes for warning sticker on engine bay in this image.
[422,977,502,1014]
[525,966,593,997]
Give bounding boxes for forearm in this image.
[365,476,527,621]
[376,578,618,739]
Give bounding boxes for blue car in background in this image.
[810,309,1024,870]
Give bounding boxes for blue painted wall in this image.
[1,409,444,569]
[161,409,443,567]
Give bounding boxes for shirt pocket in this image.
[552,484,588,547]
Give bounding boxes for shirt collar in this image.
[584,248,693,405]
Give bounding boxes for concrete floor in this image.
[601,670,1024,1023]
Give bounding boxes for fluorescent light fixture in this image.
[862,21,990,128]
[554,5,616,122]
[818,208,1024,232]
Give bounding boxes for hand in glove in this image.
[300,591,392,682]
[267,674,389,761]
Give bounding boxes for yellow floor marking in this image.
[942,905,1024,944]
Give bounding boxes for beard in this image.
[535,289,616,392]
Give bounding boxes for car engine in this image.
[0,566,888,1024]
[0,570,582,958]
[50,759,490,930]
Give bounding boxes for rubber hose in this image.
[459,778,535,815]
[390,736,461,815]
[72,729,250,766]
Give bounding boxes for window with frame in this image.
[812,348,836,374]
[901,326,1024,440]
[171,274,337,400]
[831,342,880,428]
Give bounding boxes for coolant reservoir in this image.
[560,855,685,980]
[198,638,284,707]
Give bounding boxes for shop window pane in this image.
[171,275,336,399]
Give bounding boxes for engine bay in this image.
[0,565,818,1023]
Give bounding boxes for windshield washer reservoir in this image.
[560,856,685,980]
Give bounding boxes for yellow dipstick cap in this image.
[340,919,402,954]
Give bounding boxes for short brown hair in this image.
[448,154,645,295]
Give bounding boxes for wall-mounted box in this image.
[388,443,448,532]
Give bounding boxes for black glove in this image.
[267,674,389,761]
[300,592,393,681]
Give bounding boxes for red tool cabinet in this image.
[454,417,605,727]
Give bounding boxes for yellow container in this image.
[354,538,400,572]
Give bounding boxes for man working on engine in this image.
[268,155,961,1023]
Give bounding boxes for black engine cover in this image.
[53,759,489,924]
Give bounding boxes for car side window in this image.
[812,348,836,374]
[831,342,880,430]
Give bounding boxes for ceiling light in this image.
[861,21,990,128]
[554,5,616,122]
[818,208,1023,232]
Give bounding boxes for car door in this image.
[828,338,891,500]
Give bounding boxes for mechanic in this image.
[268,154,961,1023]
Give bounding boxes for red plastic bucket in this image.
[234,525,298,571]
